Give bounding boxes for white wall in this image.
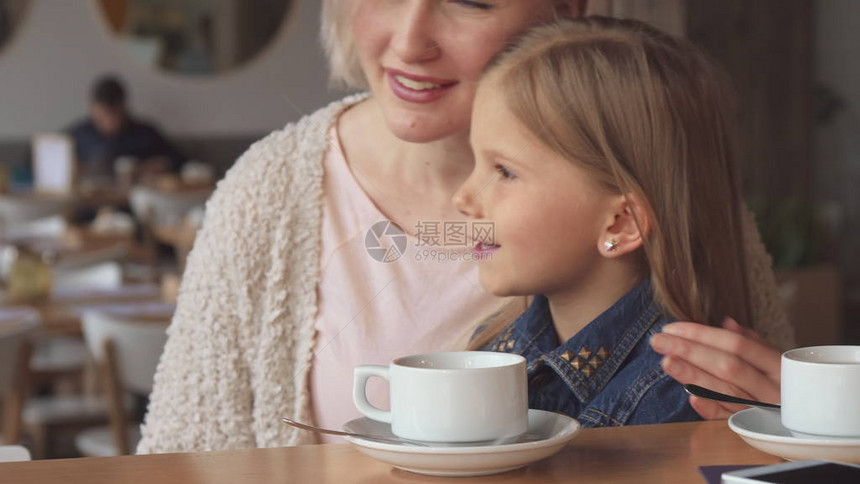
[0,0,342,138]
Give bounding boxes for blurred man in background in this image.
[68,75,185,182]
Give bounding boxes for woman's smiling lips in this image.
[385,68,459,103]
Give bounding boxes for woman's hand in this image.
[650,318,782,419]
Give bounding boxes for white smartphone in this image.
[722,460,860,483]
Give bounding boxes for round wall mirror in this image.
[0,0,29,55]
[96,0,292,76]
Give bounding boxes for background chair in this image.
[22,261,125,459]
[0,315,39,447]
[75,311,168,456]
[30,261,124,387]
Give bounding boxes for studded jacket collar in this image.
[481,281,701,427]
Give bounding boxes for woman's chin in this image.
[380,105,468,143]
[385,120,462,143]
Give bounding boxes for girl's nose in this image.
[453,179,482,219]
[391,2,441,64]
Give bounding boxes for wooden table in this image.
[1,233,131,266]
[0,421,781,483]
[1,188,130,213]
[1,284,174,335]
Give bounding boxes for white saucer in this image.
[343,409,580,477]
[728,407,860,463]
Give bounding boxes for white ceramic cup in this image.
[781,345,860,437]
[353,351,528,443]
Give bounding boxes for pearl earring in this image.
[604,239,619,252]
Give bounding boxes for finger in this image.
[721,317,745,335]
[653,332,781,403]
[660,355,757,412]
[659,322,781,381]
[689,395,733,420]
[722,317,769,347]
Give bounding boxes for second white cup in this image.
[781,345,860,438]
[353,351,528,443]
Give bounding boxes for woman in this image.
[137,0,789,453]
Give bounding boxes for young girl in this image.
[454,16,752,427]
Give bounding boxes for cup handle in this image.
[353,365,391,424]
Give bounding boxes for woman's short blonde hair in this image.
[321,0,368,89]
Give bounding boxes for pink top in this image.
[310,127,507,443]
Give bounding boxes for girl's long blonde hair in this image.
[469,17,752,350]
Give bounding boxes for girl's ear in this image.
[599,192,651,258]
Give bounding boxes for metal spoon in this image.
[684,384,781,410]
[280,417,429,446]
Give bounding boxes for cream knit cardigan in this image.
[136,95,793,454]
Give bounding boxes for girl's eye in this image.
[451,0,494,11]
[495,164,517,180]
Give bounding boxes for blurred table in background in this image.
[129,183,211,227]
[1,230,132,268]
[0,188,130,217]
[0,284,174,336]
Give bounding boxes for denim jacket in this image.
[479,282,701,427]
